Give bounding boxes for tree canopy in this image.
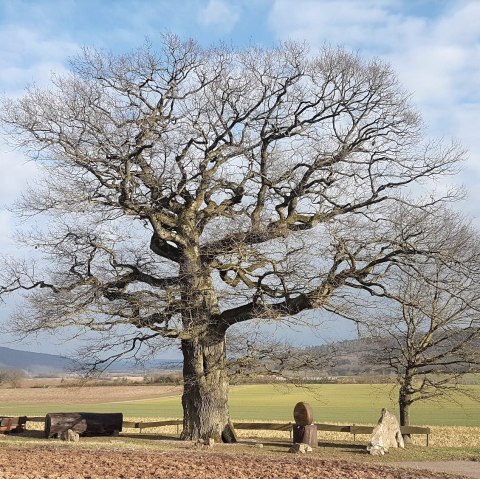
[0,36,465,440]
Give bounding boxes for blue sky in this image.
[1,0,479,355]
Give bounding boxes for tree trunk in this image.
[399,400,410,427]
[177,238,235,442]
[399,386,413,445]
[180,331,233,442]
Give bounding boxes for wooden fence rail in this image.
[233,422,294,431]
[122,419,182,435]
[22,417,430,445]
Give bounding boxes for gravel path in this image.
[391,461,480,479]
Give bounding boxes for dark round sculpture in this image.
[293,401,313,426]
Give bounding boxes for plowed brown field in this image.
[0,385,181,404]
[0,447,471,479]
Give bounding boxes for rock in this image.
[367,444,385,456]
[206,438,215,448]
[289,443,312,454]
[289,443,305,454]
[222,420,238,443]
[194,438,214,448]
[255,443,264,448]
[367,408,404,455]
[60,429,80,442]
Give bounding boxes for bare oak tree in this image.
[0,36,464,440]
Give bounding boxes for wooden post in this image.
[292,424,317,448]
[221,419,238,443]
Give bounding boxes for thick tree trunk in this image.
[177,235,235,442]
[180,331,232,441]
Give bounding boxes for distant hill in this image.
[0,346,182,376]
[0,346,74,376]
[0,337,384,378]
[304,333,480,377]
[0,340,371,378]
[0,335,402,378]
[304,337,390,376]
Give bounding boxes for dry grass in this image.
[23,417,473,448]
[6,417,478,467]
[20,414,480,448]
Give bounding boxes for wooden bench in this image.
[317,423,431,446]
[122,419,182,435]
[400,426,431,446]
[0,416,27,434]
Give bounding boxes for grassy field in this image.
[230,384,480,426]
[1,383,480,427]
[1,383,480,454]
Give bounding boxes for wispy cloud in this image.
[0,16,72,253]
[198,0,241,33]
[0,25,77,93]
[0,210,12,249]
[268,0,480,200]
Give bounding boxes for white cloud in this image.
[268,0,412,51]
[0,211,12,245]
[435,1,480,43]
[268,0,479,111]
[0,145,41,250]
[0,25,77,94]
[0,16,77,249]
[198,0,241,33]
[0,148,38,202]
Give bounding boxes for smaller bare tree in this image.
[360,215,480,440]
[0,368,26,388]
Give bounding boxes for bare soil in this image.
[0,446,474,479]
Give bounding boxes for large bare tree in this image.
[0,36,463,440]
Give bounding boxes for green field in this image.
[227,384,480,426]
[1,384,480,426]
